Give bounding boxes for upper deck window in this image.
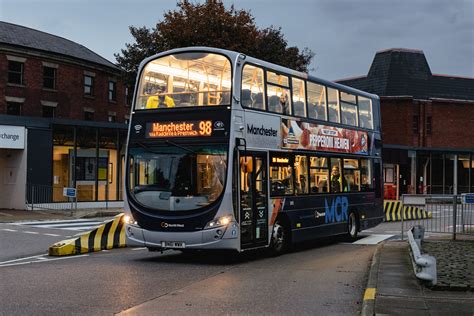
[135,52,231,110]
[327,87,340,123]
[307,82,327,121]
[292,78,306,117]
[340,92,358,127]
[358,96,374,129]
[266,71,291,115]
[241,64,265,110]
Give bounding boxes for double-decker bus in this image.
[124,47,383,254]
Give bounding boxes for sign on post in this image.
[63,187,77,198]
[461,193,474,204]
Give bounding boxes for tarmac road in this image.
[0,238,375,315]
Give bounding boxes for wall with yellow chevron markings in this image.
[49,213,126,256]
[384,200,432,222]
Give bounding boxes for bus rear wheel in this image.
[270,220,289,255]
[347,211,359,241]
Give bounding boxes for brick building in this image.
[0,22,130,209]
[338,48,474,198]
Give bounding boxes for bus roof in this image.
[138,46,379,101]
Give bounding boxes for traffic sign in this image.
[63,187,77,198]
[461,193,474,204]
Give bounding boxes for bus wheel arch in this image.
[270,214,291,255]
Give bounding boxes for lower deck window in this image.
[270,155,293,195]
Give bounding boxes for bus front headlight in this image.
[205,215,232,229]
[123,214,136,224]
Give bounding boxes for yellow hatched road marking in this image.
[364,288,376,300]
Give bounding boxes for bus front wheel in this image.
[270,220,289,255]
[347,211,359,241]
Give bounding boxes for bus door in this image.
[239,152,268,249]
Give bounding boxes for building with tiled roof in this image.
[338,48,474,198]
[0,21,130,209]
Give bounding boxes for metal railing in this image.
[26,184,77,211]
[402,194,474,240]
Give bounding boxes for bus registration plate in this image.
[162,241,186,249]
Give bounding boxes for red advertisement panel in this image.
[281,119,368,154]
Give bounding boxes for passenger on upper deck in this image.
[279,92,290,115]
[146,86,175,109]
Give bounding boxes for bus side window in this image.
[327,87,340,123]
[270,155,294,196]
[294,155,308,194]
[310,156,329,193]
[360,159,373,191]
[292,78,306,117]
[358,96,374,129]
[343,158,360,191]
[242,64,265,110]
[307,82,327,121]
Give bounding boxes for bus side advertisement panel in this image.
[282,119,368,154]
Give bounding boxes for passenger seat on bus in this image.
[241,89,252,107]
[254,92,264,110]
[268,95,280,112]
[294,101,305,116]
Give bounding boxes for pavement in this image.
[362,239,474,315]
[0,208,123,223]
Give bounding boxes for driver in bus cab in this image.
[146,86,175,109]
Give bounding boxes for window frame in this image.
[43,66,56,90]
[108,81,117,102]
[269,153,295,197]
[84,75,94,96]
[241,63,267,111]
[8,61,24,85]
[291,77,307,118]
[6,101,22,116]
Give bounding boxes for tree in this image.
[115,0,314,86]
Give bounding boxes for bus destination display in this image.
[146,120,213,138]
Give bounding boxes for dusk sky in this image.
[1,0,473,80]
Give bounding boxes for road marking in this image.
[13,219,107,232]
[43,233,61,237]
[352,234,394,245]
[0,254,89,268]
[23,231,40,235]
[0,254,47,265]
[132,247,147,251]
[364,288,376,300]
[1,228,18,232]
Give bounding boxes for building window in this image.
[84,111,94,121]
[125,87,132,106]
[8,61,24,85]
[108,81,117,102]
[108,114,116,122]
[124,116,130,124]
[6,102,22,115]
[426,116,432,135]
[413,114,419,133]
[43,67,56,89]
[84,75,94,96]
[43,106,55,118]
